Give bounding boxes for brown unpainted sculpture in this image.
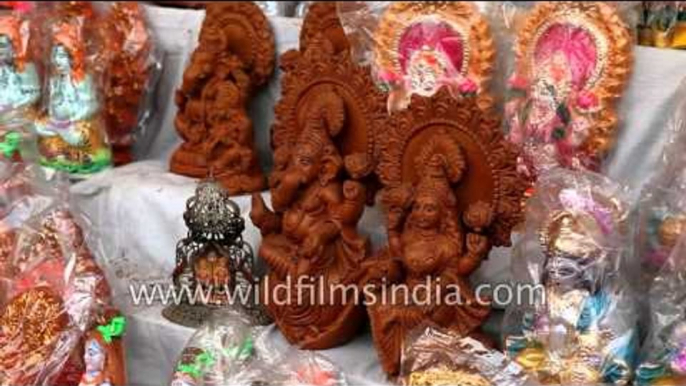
[364,90,526,376]
[250,5,387,349]
[170,2,274,194]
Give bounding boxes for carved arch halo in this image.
[271,33,386,171]
[200,2,275,87]
[374,1,496,109]
[377,90,525,246]
[513,1,632,163]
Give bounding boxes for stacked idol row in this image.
[161,2,642,386]
[0,2,160,173]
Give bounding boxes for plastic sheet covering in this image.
[635,234,686,386]
[501,2,636,182]
[399,326,529,386]
[170,309,347,386]
[0,160,115,385]
[502,168,638,385]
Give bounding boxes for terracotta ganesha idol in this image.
[170,2,274,194]
[250,2,386,350]
[250,91,370,349]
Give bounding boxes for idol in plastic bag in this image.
[170,309,347,386]
[99,2,161,166]
[34,8,111,176]
[0,3,40,161]
[337,1,496,112]
[635,235,686,385]
[0,164,125,385]
[503,168,638,385]
[400,326,529,386]
[504,2,633,181]
[635,78,686,289]
[170,310,257,386]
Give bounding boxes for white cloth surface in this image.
[69,4,686,386]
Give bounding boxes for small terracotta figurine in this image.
[366,90,524,376]
[170,2,274,194]
[100,2,159,165]
[250,4,386,349]
[34,17,112,176]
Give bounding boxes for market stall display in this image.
[8,1,686,386]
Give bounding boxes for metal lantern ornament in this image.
[163,178,268,328]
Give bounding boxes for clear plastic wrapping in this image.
[337,2,497,112]
[97,2,161,166]
[0,161,124,385]
[635,235,686,385]
[502,168,638,385]
[634,77,686,303]
[501,2,635,181]
[0,3,40,162]
[170,310,347,386]
[32,2,112,177]
[399,326,529,386]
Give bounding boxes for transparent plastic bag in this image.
[0,162,123,385]
[170,309,258,386]
[502,168,639,385]
[501,2,636,181]
[32,2,113,177]
[170,310,347,386]
[0,3,40,162]
[97,2,162,166]
[634,77,686,308]
[635,234,686,385]
[337,1,497,112]
[399,326,529,386]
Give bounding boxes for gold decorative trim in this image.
[512,1,633,162]
[373,2,495,109]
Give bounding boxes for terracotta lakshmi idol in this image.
[365,91,525,376]
[250,3,386,349]
[170,2,274,194]
[372,2,495,112]
[34,17,112,175]
[506,2,633,181]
